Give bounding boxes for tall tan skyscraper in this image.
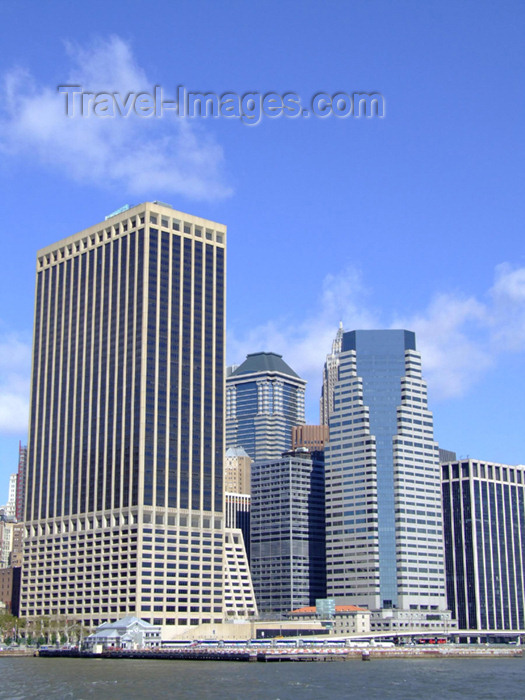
[21,202,226,629]
[224,446,251,495]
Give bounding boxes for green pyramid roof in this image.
[230,352,300,379]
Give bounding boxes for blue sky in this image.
[0,0,524,502]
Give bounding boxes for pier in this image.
[36,645,523,662]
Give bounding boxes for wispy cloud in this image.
[393,294,491,399]
[0,331,31,434]
[489,263,525,351]
[3,264,525,434]
[396,263,525,400]
[0,35,232,200]
[228,267,380,413]
[229,263,525,415]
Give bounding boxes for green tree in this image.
[0,612,17,643]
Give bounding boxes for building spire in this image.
[320,323,344,426]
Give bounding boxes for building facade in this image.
[0,517,14,569]
[325,330,448,624]
[439,449,457,464]
[21,202,226,628]
[292,424,329,455]
[224,446,252,560]
[16,443,27,522]
[320,322,344,426]
[223,528,258,619]
[289,603,371,636]
[85,616,161,650]
[2,474,18,519]
[0,566,21,617]
[224,446,251,495]
[7,522,24,568]
[250,450,326,615]
[442,459,525,632]
[226,353,306,462]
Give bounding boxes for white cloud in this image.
[228,267,380,417]
[228,267,376,371]
[0,332,31,434]
[229,263,525,414]
[0,36,232,200]
[5,263,525,434]
[393,294,491,399]
[402,263,525,400]
[489,263,525,352]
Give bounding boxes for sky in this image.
[0,0,524,503]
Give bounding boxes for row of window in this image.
[443,462,525,484]
[37,209,225,271]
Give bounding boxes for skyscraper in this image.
[4,474,17,519]
[15,443,27,522]
[325,330,449,631]
[222,449,256,618]
[250,449,326,615]
[292,424,329,456]
[224,446,251,560]
[226,352,306,461]
[442,459,525,634]
[224,446,252,495]
[21,202,226,628]
[320,322,344,426]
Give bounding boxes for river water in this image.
[0,656,523,699]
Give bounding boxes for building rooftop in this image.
[291,605,369,614]
[225,446,251,458]
[96,615,159,632]
[229,352,300,379]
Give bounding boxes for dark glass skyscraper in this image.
[250,450,326,614]
[442,459,525,633]
[226,352,306,461]
[21,202,226,628]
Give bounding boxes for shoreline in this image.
[31,645,523,662]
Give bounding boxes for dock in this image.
[36,645,523,662]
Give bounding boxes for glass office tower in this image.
[251,450,326,614]
[226,352,306,462]
[21,202,226,628]
[325,330,448,621]
[442,459,525,633]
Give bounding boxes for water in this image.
[0,656,523,699]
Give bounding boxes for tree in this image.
[0,612,17,643]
